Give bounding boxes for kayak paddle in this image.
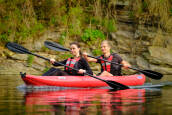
[6,42,129,90]
[44,41,163,80]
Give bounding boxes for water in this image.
[0,75,172,115]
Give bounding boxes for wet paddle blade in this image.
[128,67,163,80]
[106,80,129,90]
[44,41,70,52]
[6,42,29,54]
[141,70,163,80]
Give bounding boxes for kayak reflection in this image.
[24,88,151,114]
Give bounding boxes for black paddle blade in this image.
[44,41,70,52]
[106,80,129,90]
[6,42,29,54]
[141,70,163,80]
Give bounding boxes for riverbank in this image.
[0,0,172,75]
[1,27,172,75]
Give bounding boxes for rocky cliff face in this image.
[0,0,172,75]
[111,1,172,75]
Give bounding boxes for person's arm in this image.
[83,52,97,62]
[113,53,130,69]
[78,58,93,75]
[121,60,131,69]
[50,58,67,66]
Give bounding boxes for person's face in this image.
[70,44,80,56]
[101,43,110,54]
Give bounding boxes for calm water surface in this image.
[0,75,172,115]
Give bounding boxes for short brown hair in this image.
[101,40,111,48]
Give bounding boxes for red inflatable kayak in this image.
[20,73,145,87]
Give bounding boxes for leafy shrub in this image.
[31,23,44,35]
[0,33,9,42]
[92,49,102,56]
[170,8,172,16]
[81,28,105,45]
[58,32,66,45]
[81,28,105,55]
[68,7,83,36]
[102,19,117,33]
[27,55,34,67]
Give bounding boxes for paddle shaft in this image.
[8,43,129,89]
[31,54,117,83]
[87,55,161,77]
[44,41,163,79]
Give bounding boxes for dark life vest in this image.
[65,57,80,73]
[100,55,113,72]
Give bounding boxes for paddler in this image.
[43,42,93,76]
[83,40,131,76]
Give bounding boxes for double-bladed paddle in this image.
[6,42,129,90]
[44,41,163,80]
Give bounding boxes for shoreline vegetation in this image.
[0,0,171,45]
[0,0,172,75]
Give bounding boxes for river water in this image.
[0,75,172,115]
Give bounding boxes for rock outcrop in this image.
[1,0,172,75]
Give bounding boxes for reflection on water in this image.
[1,74,172,115]
[24,88,148,115]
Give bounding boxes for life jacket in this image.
[65,57,80,73]
[100,55,113,72]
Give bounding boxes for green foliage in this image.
[136,1,148,14]
[142,1,148,10]
[81,28,105,43]
[170,8,172,16]
[15,26,30,42]
[27,55,34,67]
[0,0,45,44]
[41,46,49,52]
[68,7,83,36]
[0,33,8,42]
[0,29,11,42]
[42,67,50,73]
[59,53,73,59]
[61,15,68,26]
[59,32,66,45]
[92,49,102,56]
[33,0,55,21]
[102,19,117,33]
[129,11,134,18]
[0,0,119,44]
[31,23,44,34]
[90,17,100,25]
[14,23,44,43]
[131,0,172,32]
[0,0,4,3]
[81,28,105,50]
[49,16,58,26]
[1,0,171,46]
